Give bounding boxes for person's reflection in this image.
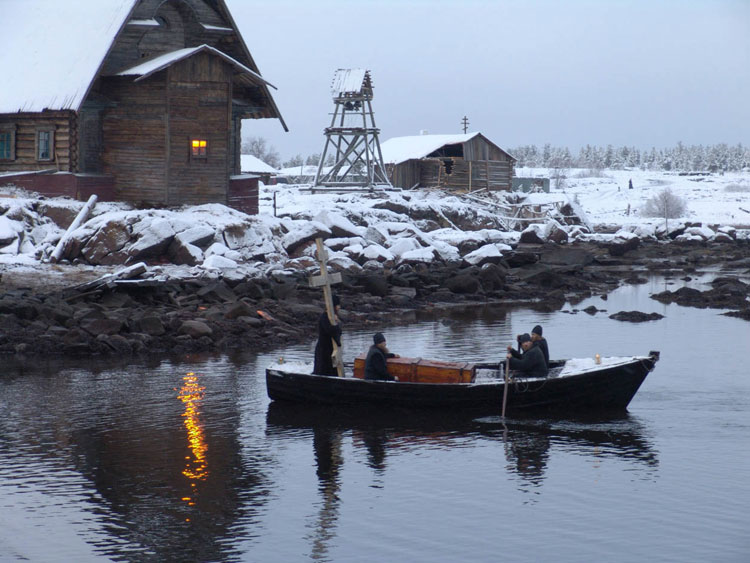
[308,426,343,561]
[504,428,550,488]
[361,429,388,474]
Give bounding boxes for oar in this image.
[501,357,510,419]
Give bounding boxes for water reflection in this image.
[266,402,660,537]
[178,372,208,505]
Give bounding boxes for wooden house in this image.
[0,0,286,214]
[380,132,516,191]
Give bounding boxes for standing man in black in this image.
[531,325,550,368]
[313,294,342,376]
[364,332,399,381]
[506,333,548,378]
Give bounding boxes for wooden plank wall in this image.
[100,76,169,204]
[418,158,513,191]
[0,111,75,173]
[166,53,231,205]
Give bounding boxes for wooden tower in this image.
[314,69,391,188]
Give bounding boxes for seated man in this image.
[506,333,548,378]
[364,332,399,381]
[531,325,549,368]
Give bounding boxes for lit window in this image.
[191,139,207,158]
[37,129,54,161]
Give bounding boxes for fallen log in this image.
[49,194,97,263]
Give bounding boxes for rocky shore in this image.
[2,239,748,358]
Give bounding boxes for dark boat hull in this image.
[266,353,659,415]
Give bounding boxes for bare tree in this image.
[241,136,281,168]
[641,188,688,231]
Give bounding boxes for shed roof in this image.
[240,154,279,174]
[0,0,136,113]
[380,133,480,165]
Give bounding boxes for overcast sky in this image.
[226,0,750,160]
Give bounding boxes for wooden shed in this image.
[0,0,286,214]
[380,132,516,191]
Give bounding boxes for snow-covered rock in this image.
[314,210,364,238]
[0,216,22,246]
[203,254,238,270]
[398,246,437,264]
[463,243,505,266]
[685,226,715,240]
[361,243,394,262]
[387,237,422,257]
[280,220,331,253]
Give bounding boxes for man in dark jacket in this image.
[531,325,550,368]
[313,295,342,376]
[364,332,399,381]
[506,333,548,378]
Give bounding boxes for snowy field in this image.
[516,167,750,228]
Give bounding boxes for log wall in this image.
[0,111,76,173]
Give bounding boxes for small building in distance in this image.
[0,0,286,214]
[380,132,516,191]
[240,154,280,185]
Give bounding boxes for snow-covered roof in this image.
[330,68,369,97]
[278,164,333,177]
[0,0,136,113]
[240,154,279,174]
[117,44,274,88]
[380,133,480,165]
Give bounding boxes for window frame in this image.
[190,138,208,160]
[0,126,16,161]
[35,127,55,162]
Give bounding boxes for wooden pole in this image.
[310,238,344,377]
[501,357,510,418]
[49,194,97,263]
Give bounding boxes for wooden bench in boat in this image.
[353,355,476,383]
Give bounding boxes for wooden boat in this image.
[265,351,660,415]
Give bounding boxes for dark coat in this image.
[313,312,342,376]
[364,345,396,381]
[535,338,550,367]
[508,345,548,378]
[513,339,550,367]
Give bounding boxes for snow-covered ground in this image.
[517,167,750,229]
[0,168,748,285]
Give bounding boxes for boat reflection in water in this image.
[265,402,660,554]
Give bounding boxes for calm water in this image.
[1,274,748,562]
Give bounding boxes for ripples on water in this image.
[1,275,749,561]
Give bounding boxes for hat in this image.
[532,325,543,336]
[373,332,386,344]
[518,333,532,344]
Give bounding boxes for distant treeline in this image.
[509,142,749,172]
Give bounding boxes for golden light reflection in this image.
[178,372,208,493]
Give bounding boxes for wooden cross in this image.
[309,238,344,377]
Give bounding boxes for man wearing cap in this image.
[365,332,400,381]
[313,294,342,376]
[530,325,550,368]
[506,333,548,378]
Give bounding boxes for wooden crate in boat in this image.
[353,355,475,383]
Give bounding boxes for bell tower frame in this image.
[314,69,391,188]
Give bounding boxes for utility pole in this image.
[461,115,469,133]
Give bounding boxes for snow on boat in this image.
[265,352,660,415]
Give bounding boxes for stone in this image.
[178,320,213,338]
[81,318,124,336]
[281,220,331,253]
[519,224,545,244]
[175,225,216,248]
[224,300,255,319]
[609,311,664,322]
[136,316,165,336]
[445,274,480,294]
[129,218,176,259]
[80,220,131,265]
[169,238,204,266]
[313,210,364,238]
